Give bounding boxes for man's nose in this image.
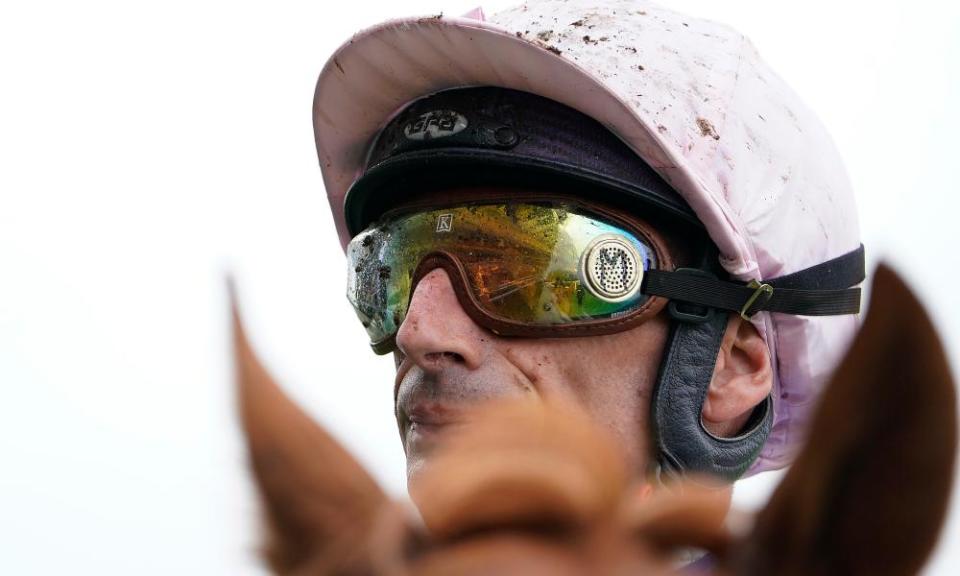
[395,268,486,371]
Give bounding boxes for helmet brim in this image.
[313,16,718,252]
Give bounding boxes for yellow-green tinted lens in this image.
[346,204,657,350]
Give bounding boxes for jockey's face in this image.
[389,189,773,485]
[393,264,672,483]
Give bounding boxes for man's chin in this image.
[403,421,461,482]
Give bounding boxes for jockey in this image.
[313,0,863,489]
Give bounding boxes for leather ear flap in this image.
[651,307,773,482]
[738,264,957,576]
[232,293,393,574]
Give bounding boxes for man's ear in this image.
[232,297,394,575]
[702,314,773,437]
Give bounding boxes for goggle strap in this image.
[643,244,865,318]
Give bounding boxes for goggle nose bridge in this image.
[406,250,496,330]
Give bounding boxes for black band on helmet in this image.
[344,87,700,236]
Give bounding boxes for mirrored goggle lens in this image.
[346,203,659,353]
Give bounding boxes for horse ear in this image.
[739,264,958,576]
[232,294,390,574]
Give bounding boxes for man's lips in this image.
[402,402,468,452]
[407,402,461,425]
[394,358,543,459]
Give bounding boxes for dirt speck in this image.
[333,57,345,74]
[697,117,720,140]
[599,36,609,42]
[633,64,645,71]
[515,31,523,38]
[758,113,766,122]
[544,44,562,55]
[619,45,638,53]
[537,30,554,42]
[582,35,598,45]
[682,22,689,27]
[570,18,585,27]
[657,124,668,133]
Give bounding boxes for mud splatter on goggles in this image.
[347,201,673,354]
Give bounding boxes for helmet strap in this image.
[649,247,774,482]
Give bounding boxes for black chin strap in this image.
[649,245,865,482]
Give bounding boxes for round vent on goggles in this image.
[346,203,661,353]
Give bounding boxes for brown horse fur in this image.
[234,264,957,575]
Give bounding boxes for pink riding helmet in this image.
[313,0,862,476]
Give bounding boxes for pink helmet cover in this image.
[313,0,862,475]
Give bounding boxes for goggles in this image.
[346,199,673,354]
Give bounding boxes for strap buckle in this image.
[740,280,774,320]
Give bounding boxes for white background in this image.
[1,0,958,573]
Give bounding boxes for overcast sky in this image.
[1,1,958,573]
